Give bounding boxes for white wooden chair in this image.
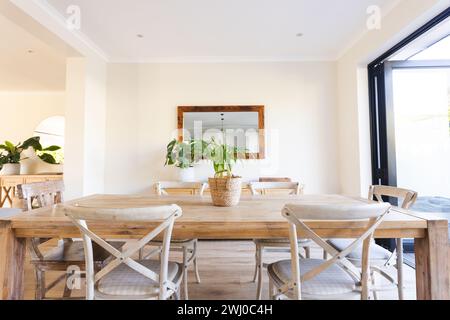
[17,181,124,300]
[268,202,391,300]
[57,203,183,300]
[143,181,205,299]
[249,181,312,300]
[326,185,418,300]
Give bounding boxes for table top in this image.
[2,194,448,300]
[3,195,427,228]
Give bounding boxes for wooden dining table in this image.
[0,194,448,300]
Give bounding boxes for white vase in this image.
[20,148,63,174]
[178,167,196,182]
[0,163,21,175]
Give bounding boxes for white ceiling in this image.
[0,0,77,91]
[0,14,67,91]
[44,0,395,62]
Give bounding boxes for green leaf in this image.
[5,141,16,153]
[21,136,42,151]
[167,139,176,149]
[165,139,178,166]
[42,145,61,152]
[38,153,57,164]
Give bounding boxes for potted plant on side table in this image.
[204,139,243,207]
[0,137,41,175]
[34,144,64,174]
[165,138,206,182]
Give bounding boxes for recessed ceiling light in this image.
[136,34,144,38]
[296,33,304,37]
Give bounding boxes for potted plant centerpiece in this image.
[21,142,64,174]
[204,139,244,207]
[0,137,42,175]
[165,139,206,182]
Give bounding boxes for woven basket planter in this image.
[208,177,243,207]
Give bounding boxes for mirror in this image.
[178,106,265,159]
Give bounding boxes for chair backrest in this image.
[17,180,64,210]
[259,177,292,182]
[368,185,418,209]
[16,181,64,260]
[155,181,207,196]
[55,203,182,300]
[282,202,391,300]
[249,181,303,196]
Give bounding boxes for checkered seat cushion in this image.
[97,259,183,296]
[268,259,357,297]
[254,238,311,245]
[327,239,392,267]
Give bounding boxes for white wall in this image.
[336,0,450,196]
[64,58,86,199]
[0,92,64,143]
[105,62,339,194]
[83,58,107,196]
[64,57,107,199]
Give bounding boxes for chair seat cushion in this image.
[254,238,311,245]
[327,239,392,264]
[149,239,196,244]
[38,240,124,263]
[268,259,357,296]
[97,260,182,296]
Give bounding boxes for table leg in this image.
[0,221,26,300]
[415,219,449,300]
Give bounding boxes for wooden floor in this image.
[24,240,417,300]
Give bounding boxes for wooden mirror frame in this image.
[177,105,265,159]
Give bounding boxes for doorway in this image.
[368,8,450,264]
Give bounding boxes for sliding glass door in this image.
[368,8,450,256]
[388,66,450,199]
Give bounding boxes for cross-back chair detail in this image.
[152,181,205,299]
[17,180,64,211]
[326,185,418,300]
[249,182,304,196]
[367,185,417,299]
[270,202,391,300]
[249,180,310,300]
[155,181,207,196]
[57,204,183,300]
[17,181,65,261]
[17,180,104,300]
[368,185,417,210]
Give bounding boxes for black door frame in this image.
[368,7,450,252]
[369,7,450,187]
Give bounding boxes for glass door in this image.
[368,10,450,259]
[390,67,450,200]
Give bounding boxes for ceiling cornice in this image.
[110,55,337,64]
